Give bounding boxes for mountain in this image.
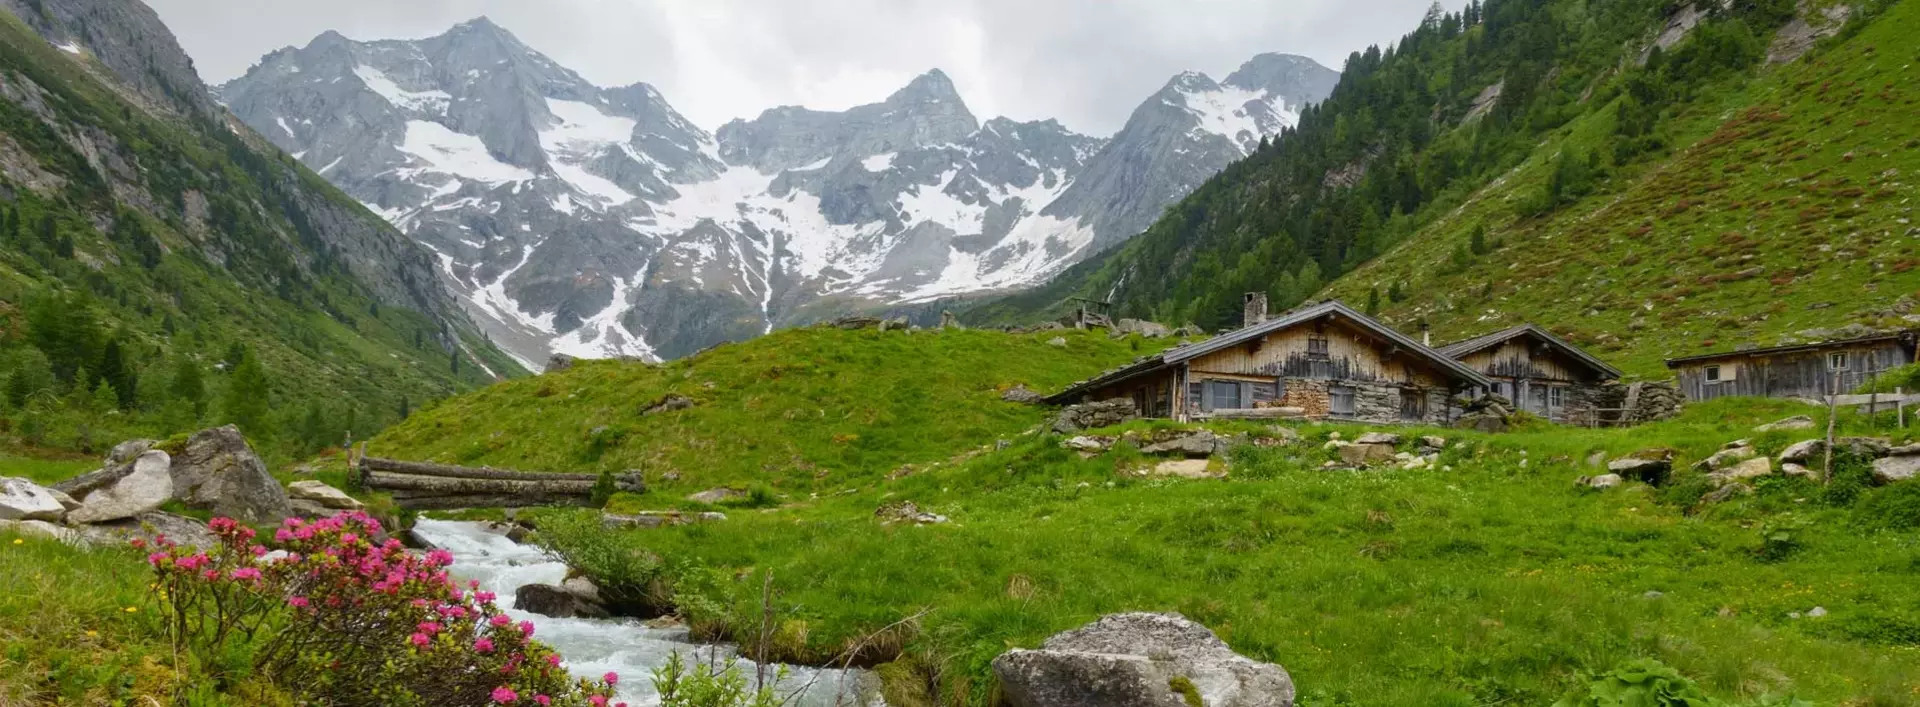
[0,0,522,454]
[973,0,1914,379]
[217,22,1337,364]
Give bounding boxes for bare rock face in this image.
[0,477,68,522]
[66,451,174,524]
[993,612,1293,707]
[172,426,292,524]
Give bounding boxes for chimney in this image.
[1420,322,1431,347]
[1242,292,1269,329]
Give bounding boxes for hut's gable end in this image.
[1460,339,1588,383]
[1185,319,1443,387]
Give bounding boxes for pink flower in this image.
[588,696,607,707]
[534,696,551,706]
[250,545,268,556]
[287,596,310,609]
[474,638,495,653]
[491,686,518,703]
[425,549,455,566]
[475,591,497,603]
[545,654,562,667]
[518,620,534,637]
[417,622,442,635]
[230,568,262,581]
[409,632,430,648]
[340,533,360,545]
[147,552,170,567]
[491,615,514,627]
[208,517,237,533]
[603,672,618,686]
[129,538,146,549]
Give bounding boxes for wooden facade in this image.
[1438,324,1621,423]
[1047,300,1490,425]
[1667,333,1916,402]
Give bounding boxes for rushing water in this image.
[409,519,882,707]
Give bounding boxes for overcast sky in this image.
[147,0,1447,136]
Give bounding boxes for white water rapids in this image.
[409,519,882,706]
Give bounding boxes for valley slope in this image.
[216,21,1337,364]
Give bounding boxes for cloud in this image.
[147,0,1448,135]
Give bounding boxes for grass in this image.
[0,452,96,486]
[364,326,1176,493]
[1328,0,1920,378]
[531,398,1920,706]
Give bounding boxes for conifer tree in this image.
[224,347,272,437]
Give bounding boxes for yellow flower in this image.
[10,539,21,545]
[86,630,98,638]
[124,606,138,613]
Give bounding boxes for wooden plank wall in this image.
[1456,340,1585,383]
[1676,341,1912,401]
[1187,320,1447,388]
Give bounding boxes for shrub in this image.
[1550,658,1713,706]
[1854,482,1920,531]
[142,512,621,706]
[652,650,782,707]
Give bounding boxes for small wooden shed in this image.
[1665,332,1918,401]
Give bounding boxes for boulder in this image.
[993,612,1293,707]
[0,477,68,522]
[876,501,948,525]
[1063,436,1113,453]
[286,480,363,511]
[1002,385,1047,405]
[687,488,744,505]
[1714,457,1773,483]
[1112,319,1173,338]
[641,393,696,416]
[514,583,611,619]
[1047,337,1068,347]
[1836,437,1892,457]
[1454,411,1508,433]
[1754,415,1816,432]
[1702,483,1755,505]
[1781,462,1815,478]
[77,511,217,550]
[1142,431,1218,457]
[1150,459,1224,479]
[1418,436,1447,451]
[1338,443,1397,466]
[1779,439,1825,464]
[0,519,87,546]
[67,451,174,524]
[1697,445,1757,471]
[1871,455,1920,485]
[562,575,604,604]
[1608,454,1673,486]
[545,353,578,372]
[1263,427,1303,445]
[105,439,157,466]
[1354,432,1401,446]
[172,426,293,524]
[1578,473,1624,490]
[1052,399,1138,434]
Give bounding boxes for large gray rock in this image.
[105,439,157,466]
[1353,432,1401,446]
[172,426,292,523]
[1779,439,1825,464]
[0,519,87,546]
[1142,430,1219,457]
[993,613,1293,707]
[1871,455,1920,484]
[1713,457,1773,484]
[1698,445,1757,471]
[1112,319,1173,338]
[1338,443,1397,466]
[1754,415,1816,432]
[1002,385,1047,405]
[514,583,611,619]
[1608,453,1673,486]
[1053,399,1138,434]
[0,477,68,522]
[286,480,364,510]
[67,451,174,524]
[77,511,218,550]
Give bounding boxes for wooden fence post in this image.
[1824,371,1839,485]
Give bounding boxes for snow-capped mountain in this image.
[217,18,1337,366]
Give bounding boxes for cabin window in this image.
[1307,336,1330,359]
[1828,353,1848,371]
[1329,385,1357,418]
[1399,389,1427,421]
[1208,380,1246,410]
[1704,365,1722,383]
[1252,381,1281,405]
[1547,386,1566,410]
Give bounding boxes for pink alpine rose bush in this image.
[144,511,620,706]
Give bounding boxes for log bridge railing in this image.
[352,446,644,510]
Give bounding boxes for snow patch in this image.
[56,41,82,55]
[353,65,452,114]
[1177,85,1299,153]
[861,152,897,172]
[397,120,537,185]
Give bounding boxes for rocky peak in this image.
[716,69,979,173]
[1224,52,1342,105]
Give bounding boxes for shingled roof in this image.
[1437,324,1622,379]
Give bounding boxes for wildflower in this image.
[425,549,454,566]
[491,614,514,627]
[518,620,534,637]
[341,532,359,545]
[546,654,562,667]
[124,606,138,613]
[475,590,497,603]
[491,686,519,703]
[474,637,494,653]
[417,622,442,635]
[287,596,310,609]
[603,672,618,686]
[129,538,146,549]
[588,696,607,707]
[409,632,430,648]
[535,696,552,706]
[11,538,22,545]
[85,630,98,637]
[231,567,262,581]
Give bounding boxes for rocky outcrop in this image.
[1002,385,1047,405]
[1052,399,1138,434]
[876,501,948,525]
[172,426,292,523]
[514,582,612,619]
[1112,320,1173,338]
[993,612,1293,707]
[1608,450,1674,486]
[1754,415,1816,433]
[1872,455,1920,484]
[1452,395,1512,433]
[286,480,364,518]
[66,451,173,524]
[0,518,87,545]
[1,477,68,522]
[1337,443,1397,466]
[1577,473,1624,490]
[641,393,696,416]
[687,488,744,505]
[76,511,217,550]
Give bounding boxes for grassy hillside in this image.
[531,398,1920,706]
[1328,0,1920,376]
[0,9,524,461]
[971,0,1917,382]
[363,327,1174,492]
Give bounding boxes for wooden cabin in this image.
[1666,332,1917,402]
[1045,299,1492,425]
[1437,324,1622,424]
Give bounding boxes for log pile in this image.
[357,455,644,510]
